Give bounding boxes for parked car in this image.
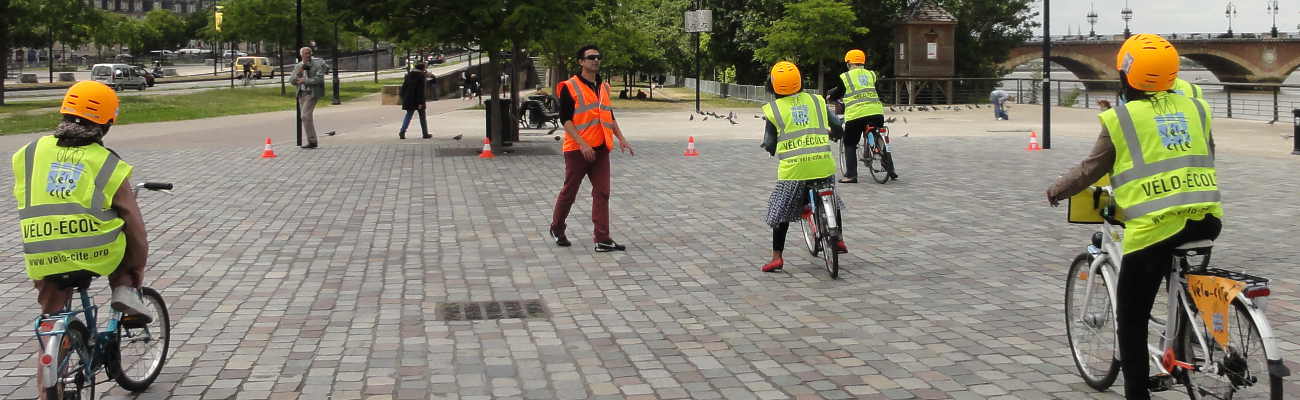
[431,54,446,64]
[131,65,156,87]
[90,63,148,91]
[148,50,175,58]
[223,50,248,58]
[233,56,274,79]
[176,48,211,55]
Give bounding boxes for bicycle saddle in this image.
[41,270,99,290]
[1175,240,1214,250]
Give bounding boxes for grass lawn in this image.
[611,86,761,111]
[0,79,401,135]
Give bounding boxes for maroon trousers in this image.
[551,146,611,243]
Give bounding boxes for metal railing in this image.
[683,76,1300,121]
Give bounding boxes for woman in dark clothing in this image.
[398,64,431,139]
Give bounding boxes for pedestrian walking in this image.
[549,44,635,252]
[241,61,253,87]
[292,47,332,149]
[398,64,431,139]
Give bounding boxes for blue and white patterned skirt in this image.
[764,176,843,228]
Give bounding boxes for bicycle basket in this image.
[1068,176,1127,224]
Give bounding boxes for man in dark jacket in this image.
[398,64,431,139]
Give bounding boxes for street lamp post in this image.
[1042,0,1051,149]
[1086,2,1098,38]
[1267,0,1280,38]
[1121,1,1133,38]
[1225,2,1238,38]
[331,20,340,105]
[295,0,302,147]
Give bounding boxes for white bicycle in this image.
[1065,185,1287,399]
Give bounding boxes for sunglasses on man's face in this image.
[583,54,603,61]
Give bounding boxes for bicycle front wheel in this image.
[867,132,889,184]
[1064,253,1119,391]
[111,287,171,392]
[1178,299,1283,400]
[44,320,94,400]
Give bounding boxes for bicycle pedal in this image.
[1147,374,1174,392]
[120,315,148,329]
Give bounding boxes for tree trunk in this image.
[278,40,285,96]
[816,61,824,93]
[509,41,521,143]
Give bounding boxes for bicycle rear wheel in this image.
[1064,253,1120,390]
[867,132,889,184]
[44,320,94,400]
[799,209,818,256]
[1177,299,1283,399]
[111,287,171,392]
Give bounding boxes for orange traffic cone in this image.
[260,137,277,158]
[479,138,495,159]
[1026,130,1041,151]
[683,136,700,156]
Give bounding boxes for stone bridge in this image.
[1004,39,1300,84]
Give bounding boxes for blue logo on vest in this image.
[46,162,85,199]
[1155,112,1193,151]
[857,73,870,87]
[790,105,810,126]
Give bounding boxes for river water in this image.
[1001,70,1300,120]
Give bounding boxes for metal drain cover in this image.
[437,299,550,321]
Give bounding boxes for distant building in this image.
[82,0,211,16]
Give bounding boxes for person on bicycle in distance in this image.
[825,49,895,183]
[13,81,154,325]
[1045,34,1222,400]
[759,61,847,272]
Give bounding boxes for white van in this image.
[90,64,148,91]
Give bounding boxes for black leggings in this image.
[842,115,893,178]
[1116,216,1222,400]
[773,212,843,252]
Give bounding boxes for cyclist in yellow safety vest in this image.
[758,61,847,273]
[12,81,154,324]
[826,49,897,183]
[1171,77,1204,99]
[1046,34,1222,400]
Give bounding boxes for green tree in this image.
[755,0,866,91]
[8,0,101,82]
[139,10,189,54]
[940,0,1038,76]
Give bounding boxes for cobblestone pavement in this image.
[0,120,1296,399]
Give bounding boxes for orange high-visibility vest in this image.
[558,76,615,152]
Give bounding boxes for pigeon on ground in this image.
[690,114,694,121]
[703,116,709,121]
[453,134,463,140]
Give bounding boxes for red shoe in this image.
[761,259,784,272]
[834,240,848,254]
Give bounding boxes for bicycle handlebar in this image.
[137,182,174,191]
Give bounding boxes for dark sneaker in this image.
[301,143,318,149]
[888,172,900,180]
[550,229,571,247]
[422,134,432,139]
[834,240,848,254]
[761,259,784,272]
[595,240,626,252]
[399,133,406,139]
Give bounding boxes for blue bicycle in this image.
[34,182,173,400]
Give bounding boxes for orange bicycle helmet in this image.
[1115,34,1179,92]
[60,81,119,125]
[770,61,802,96]
[844,49,866,64]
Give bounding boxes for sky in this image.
[1039,0,1291,36]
